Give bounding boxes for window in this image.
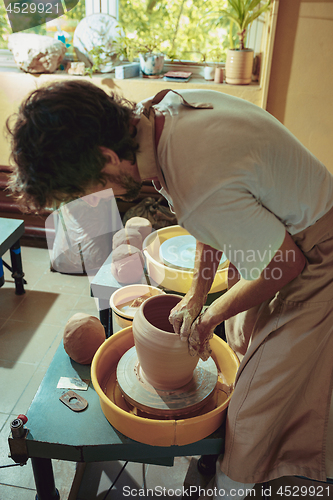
[0,0,271,66]
[117,0,232,63]
[85,0,116,17]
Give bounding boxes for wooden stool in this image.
[0,217,25,294]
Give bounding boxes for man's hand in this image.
[180,230,306,361]
[188,313,214,361]
[169,240,222,342]
[169,294,204,341]
[188,230,307,344]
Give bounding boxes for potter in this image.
[8,80,333,496]
[132,294,199,390]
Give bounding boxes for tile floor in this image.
[0,244,197,499]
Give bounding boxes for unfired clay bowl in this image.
[132,294,199,390]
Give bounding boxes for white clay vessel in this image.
[132,294,199,390]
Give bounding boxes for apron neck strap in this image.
[151,89,214,109]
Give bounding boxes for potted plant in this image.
[220,0,272,84]
[115,27,165,78]
[84,44,118,76]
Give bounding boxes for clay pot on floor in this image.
[225,48,254,85]
[132,294,199,390]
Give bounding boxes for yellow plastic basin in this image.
[91,326,239,447]
[143,225,228,294]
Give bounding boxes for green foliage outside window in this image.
[117,0,234,63]
[0,4,12,48]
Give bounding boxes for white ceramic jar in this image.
[132,294,199,390]
[204,65,215,81]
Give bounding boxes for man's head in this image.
[6,80,141,212]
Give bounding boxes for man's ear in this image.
[100,146,120,166]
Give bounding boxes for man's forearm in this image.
[202,276,276,329]
[201,231,306,330]
[168,241,223,336]
[188,241,222,302]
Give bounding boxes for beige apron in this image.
[222,205,333,483]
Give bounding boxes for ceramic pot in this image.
[110,284,165,332]
[132,294,199,390]
[204,65,215,81]
[225,48,254,85]
[139,53,164,77]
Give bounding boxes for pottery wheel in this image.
[116,346,218,417]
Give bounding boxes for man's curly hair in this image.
[6,79,139,213]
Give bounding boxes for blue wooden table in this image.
[9,341,224,499]
[0,217,25,294]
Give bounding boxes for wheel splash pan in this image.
[91,327,239,447]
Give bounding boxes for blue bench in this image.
[0,217,25,294]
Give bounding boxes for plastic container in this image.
[143,225,228,294]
